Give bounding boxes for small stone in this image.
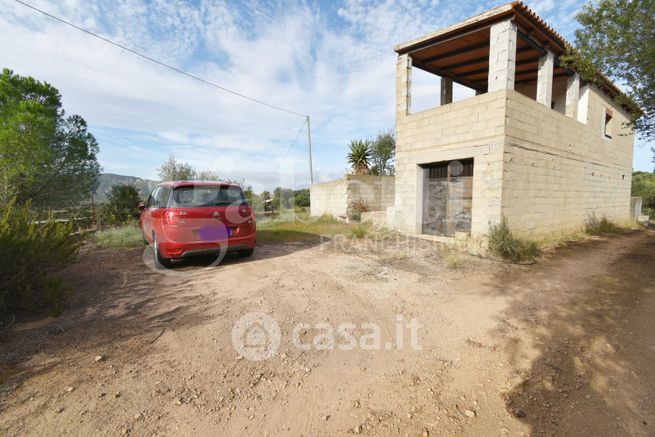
[115,392,121,398]
[176,398,183,405]
[281,353,287,359]
[423,430,429,437]
[513,409,526,418]
[94,355,106,362]
[353,400,361,408]
[407,413,413,419]
[55,406,64,413]
[66,386,74,393]
[321,415,330,421]
[352,424,362,434]
[236,355,243,360]
[133,413,141,420]
[464,409,476,418]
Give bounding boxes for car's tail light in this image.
[164,210,187,225]
[238,204,252,219]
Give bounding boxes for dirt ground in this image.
[1,228,654,436]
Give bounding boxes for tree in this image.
[273,186,294,209]
[370,131,395,175]
[568,0,654,147]
[632,171,655,217]
[157,155,196,181]
[196,169,221,181]
[99,184,141,225]
[0,68,101,209]
[294,189,310,207]
[347,139,372,175]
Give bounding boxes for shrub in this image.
[350,198,370,214]
[98,184,141,227]
[92,224,144,249]
[488,217,538,262]
[444,251,463,269]
[631,171,655,218]
[350,224,368,239]
[585,216,621,235]
[0,199,78,316]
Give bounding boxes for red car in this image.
[139,181,256,267]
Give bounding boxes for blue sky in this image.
[1,0,652,192]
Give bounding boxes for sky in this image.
[1,0,652,193]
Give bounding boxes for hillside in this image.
[95,173,159,203]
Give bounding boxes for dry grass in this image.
[92,224,143,249]
[444,251,464,269]
[257,214,356,243]
[585,216,623,235]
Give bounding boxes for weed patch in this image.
[92,224,143,249]
[488,218,538,263]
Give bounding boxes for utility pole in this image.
[306,115,313,185]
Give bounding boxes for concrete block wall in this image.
[310,175,395,218]
[390,89,508,235]
[346,175,395,213]
[501,88,634,237]
[310,179,347,217]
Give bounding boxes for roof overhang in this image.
[394,1,636,113]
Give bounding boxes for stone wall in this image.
[310,175,395,218]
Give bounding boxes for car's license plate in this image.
[192,226,232,240]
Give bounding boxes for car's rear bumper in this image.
[158,232,256,259]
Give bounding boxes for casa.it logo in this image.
[231,312,281,361]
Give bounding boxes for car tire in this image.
[153,234,173,268]
[239,248,254,257]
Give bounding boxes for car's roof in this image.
[157,180,240,189]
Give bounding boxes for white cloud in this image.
[1,0,604,189]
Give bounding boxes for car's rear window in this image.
[170,185,245,208]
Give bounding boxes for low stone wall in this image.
[310,175,395,219]
[309,179,348,217]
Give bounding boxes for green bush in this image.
[92,224,144,249]
[585,216,621,235]
[632,171,655,218]
[98,184,141,227]
[0,199,78,316]
[488,217,538,263]
[350,224,369,239]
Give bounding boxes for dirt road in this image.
[1,229,654,436]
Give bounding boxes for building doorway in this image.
[421,158,473,237]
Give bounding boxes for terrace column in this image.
[440,77,453,105]
[488,20,517,92]
[536,50,555,107]
[577,84,590,123]
[565,72,580,119]
[397,54,412,116]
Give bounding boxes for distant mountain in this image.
[95,173,159,203]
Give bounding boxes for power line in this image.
[281,118,308,161]
[13,0,308,119]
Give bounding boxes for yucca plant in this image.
[347,140,372,175]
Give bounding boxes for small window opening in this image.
[604,108,613,138]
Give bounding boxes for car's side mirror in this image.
[137,201,145,211]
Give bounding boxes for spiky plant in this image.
[347,140,372,175]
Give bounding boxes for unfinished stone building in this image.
[387,1,637,243]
